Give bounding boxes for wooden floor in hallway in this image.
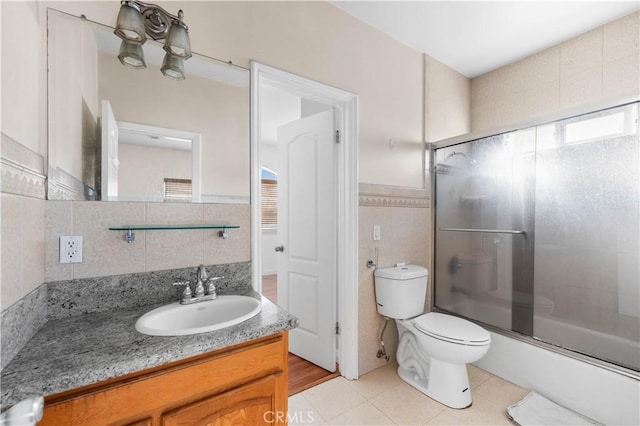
[262,274,340,396]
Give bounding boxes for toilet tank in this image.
[374,264,428,319]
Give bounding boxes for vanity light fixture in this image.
[114,0,191,80]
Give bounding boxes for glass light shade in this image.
[118,40,146,69]
[114,2,147,44]
[164,21,191,59]
[161,53,185,80]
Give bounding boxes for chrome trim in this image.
[438,227,526,235]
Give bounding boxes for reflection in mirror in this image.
[47,9,250,203]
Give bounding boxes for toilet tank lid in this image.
[374,264,428,280]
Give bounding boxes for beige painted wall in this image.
[118,144,191,201]
[425,55,471,142]
[48,10,99,181]
[98,52,249,197]
[471,11,640,132]
[1,1,46,156]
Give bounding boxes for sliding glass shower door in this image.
[433,102,640,372]
[434,129,536,335]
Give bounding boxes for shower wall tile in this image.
[470,10,638,132]
[523,46,561,89]
[603,11,640,63]
[560,66,603,109]
[523,80,560,120]
[560,28,603,79]
[602,54,640,97]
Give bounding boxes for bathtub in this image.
[447,299,640,425]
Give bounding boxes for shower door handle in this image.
[439,227,526,235]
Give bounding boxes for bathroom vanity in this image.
[0,287,297,425]
[42,332,288,425]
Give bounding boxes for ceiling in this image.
[331,1,639,78]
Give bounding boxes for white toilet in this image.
[374,264,491,409]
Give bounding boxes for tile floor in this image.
[288,363,528,425]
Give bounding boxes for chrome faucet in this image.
[172,265,223,305]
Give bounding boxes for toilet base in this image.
[397,358,472,409]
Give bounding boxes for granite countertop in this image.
[0,290,297,408]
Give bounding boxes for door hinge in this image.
[335,130,341,144]
[335,321,340,335]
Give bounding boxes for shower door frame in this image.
[428,95,640,380]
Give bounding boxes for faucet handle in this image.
[173,280,192,298]
[205,279,216,297]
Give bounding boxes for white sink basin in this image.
[135,295,262,336]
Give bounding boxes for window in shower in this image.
[433,102,639,373]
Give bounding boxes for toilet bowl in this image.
[374,264,491,409]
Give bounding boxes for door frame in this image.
[250,61,359,380]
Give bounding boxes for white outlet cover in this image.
[60,236,83,264]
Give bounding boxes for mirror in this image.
[47,9,250,203]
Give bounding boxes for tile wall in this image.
[45,202,251,282]
[471,11,640,131]
[358,192,430,375]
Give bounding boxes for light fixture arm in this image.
[121,0,187,41]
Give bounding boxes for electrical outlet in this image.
[60,236,83,264]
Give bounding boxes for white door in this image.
[276,109,337,372]
[101,100,119,201]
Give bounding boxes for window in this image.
[261,168,277,228]
[164,178,192,202]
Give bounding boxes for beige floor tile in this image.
[288,393,326,425]
[424,410,466,425]
[467,364,492,389]
[444,376,525,425]
[370,382,445,425]
[347,362,403,399]
[473,376,529,410]
[302,377,367,420]
[325,401,395,425]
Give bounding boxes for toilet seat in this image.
[412,313,490,346]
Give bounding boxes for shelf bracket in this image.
[125,228,135,244]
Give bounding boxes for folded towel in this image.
[506,392,601,426]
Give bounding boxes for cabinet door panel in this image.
[162,375,279,425]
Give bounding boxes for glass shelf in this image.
[109,225,240,231]
[109,225,239,243]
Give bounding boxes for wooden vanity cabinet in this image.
[40,332,289,426]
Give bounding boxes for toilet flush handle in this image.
[274,245,284,252]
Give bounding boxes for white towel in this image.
[507,392,601,426]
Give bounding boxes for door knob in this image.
[275,245,284,252]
